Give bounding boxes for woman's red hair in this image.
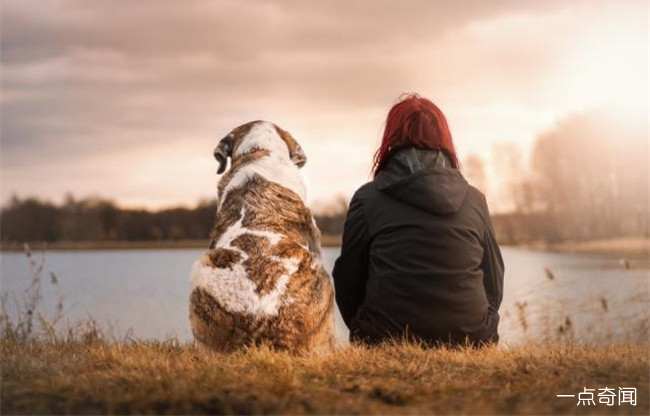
[372,93,458,175]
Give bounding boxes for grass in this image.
[1,337,648,415]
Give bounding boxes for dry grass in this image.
[1,337,649,415]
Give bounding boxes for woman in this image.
[332,94,504,347]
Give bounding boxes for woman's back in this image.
[333,147,503,346]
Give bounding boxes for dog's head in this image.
[214,121,306,174]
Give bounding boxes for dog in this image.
[189,120,335,354]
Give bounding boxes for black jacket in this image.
[332,147,504,346]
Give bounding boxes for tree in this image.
[491,142,534,214]
[463,154,488,194]
[531,110,648,241]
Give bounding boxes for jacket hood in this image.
[374,147,468,215]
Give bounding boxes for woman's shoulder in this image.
[463,185,493,228]
[465,184,487,205]
[351,181,381,203]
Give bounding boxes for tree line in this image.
[465,110,648,243]
[1,110,647,245]
[0,194,347,243]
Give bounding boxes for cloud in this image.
[1,0,646,208]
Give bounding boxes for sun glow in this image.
[561,30,648,115]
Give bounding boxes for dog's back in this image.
[189,121,335,353]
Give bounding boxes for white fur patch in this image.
[219,122,307,209]
[235,121,288,157]
[191,206,299,317]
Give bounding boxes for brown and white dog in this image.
[189,120,335,354]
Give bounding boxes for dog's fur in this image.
[189,121,335,354]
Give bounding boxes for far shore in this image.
[0,234,343,252]
[525,237,649,260]
[1,236,648,259]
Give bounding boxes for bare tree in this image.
[491,142,534,214]
[463,154,488,194]
[531,110,649,241]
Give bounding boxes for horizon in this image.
[1,0,648,212]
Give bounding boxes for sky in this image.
[1,0,647,212]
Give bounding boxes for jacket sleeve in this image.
[480,198,504,314]
[332,192,370,328]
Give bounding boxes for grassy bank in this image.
[524,237,650,260]
[3,237,648,256]
[1,338,648,415]
[548,237,650,258]
[2,236,648,414]
[0,235,343,251]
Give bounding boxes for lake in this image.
[1,247,648,345]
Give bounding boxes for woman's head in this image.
[372,93,458,175]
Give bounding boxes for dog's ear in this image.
[214,134,234,175]
[274,125,307,168]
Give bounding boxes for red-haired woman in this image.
[332,94,504,346]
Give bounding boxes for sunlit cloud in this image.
[1,0,647,210]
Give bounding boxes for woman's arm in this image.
[480,198,504,314]
[332,192,370,328]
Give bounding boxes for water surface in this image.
[1,247,647,344]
